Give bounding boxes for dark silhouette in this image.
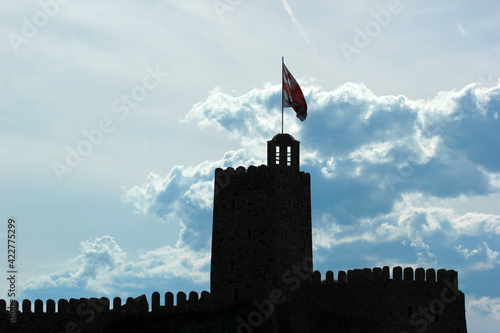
[0,134,467,332]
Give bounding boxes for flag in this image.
[282,63,307,121]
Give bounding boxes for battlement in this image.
[213,165,310,199]
[0,290,211,315]
[285,266,465,333]
[309,266,458,288]
[215,164,308,178]
[0,291,219,332]
[0,267,457,316]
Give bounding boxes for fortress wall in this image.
[0,292,217,333]
[0,290,211,315]
[290,267,464,332]
[307,267,457,286]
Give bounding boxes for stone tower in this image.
[210,133,312,305]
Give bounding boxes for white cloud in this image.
[416,251,438,267]
[133,242,210,283]
[363,193,499,247]
[466,296,500,333]
[183,84,285,139]
[121,81,500,270]
[455,242,500,272]
[22,235,210,297]
[452,212,500,237]
[468,295,500,317]
[23,236,129,296]
[472,242,500,271]
[183,180,214,210]
[320,157,336,178]
[456,244,482,259]
[349,141,395,164]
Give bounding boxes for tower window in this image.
[287,146,292,166]
[275,146,280,163]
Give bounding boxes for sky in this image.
[0,0,499,331]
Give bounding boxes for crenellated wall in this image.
[214,164,310,180]
[284,266,466,333]
[0,291,216,332]
[0,267,458,316]
[0,266,466,332]
[0,290,211,315]
[307,266,458,288]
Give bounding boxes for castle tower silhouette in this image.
[211,133,312,305]
[0,133,468,332]
[209,133,467,332]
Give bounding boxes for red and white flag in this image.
[282,63,307,121]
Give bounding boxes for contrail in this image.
[457,23,468,37]
[280,0,317,53]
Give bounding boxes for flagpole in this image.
[281,56,284,134]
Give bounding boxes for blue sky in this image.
[1,1,499,331]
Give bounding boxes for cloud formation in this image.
[21,235,210,299]
[466,296,500,332]
[125,81,500,261]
